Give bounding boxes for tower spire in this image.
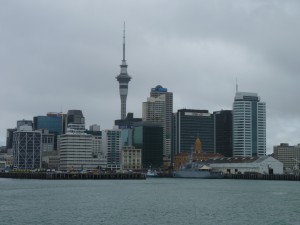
[123,22,126,61]
[236,78,238,93]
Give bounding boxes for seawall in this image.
[0,172,146,180]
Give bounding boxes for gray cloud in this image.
[1,0,300,153]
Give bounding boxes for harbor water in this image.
[0,178,299,225]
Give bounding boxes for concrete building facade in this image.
[121,146,142,170]
[273,143,300,172]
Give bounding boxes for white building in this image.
[233,92,266,157]
[59,133,103,171]
[102,129,122,170]
[59,117,103,171]
[206,156,283,174]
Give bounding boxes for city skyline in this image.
[1,1,300,154]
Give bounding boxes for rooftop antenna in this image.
[236,78,239,93]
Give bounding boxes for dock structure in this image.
[0,172,146,180]
[225,173,300,181]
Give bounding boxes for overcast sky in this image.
[1,0,299,153]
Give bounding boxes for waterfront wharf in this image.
[225,173,300,181]
[0,172,146,180]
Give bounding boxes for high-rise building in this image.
[143,85,173,161]
[173,109,215,155]
[102,129,122,170]
[133,122,163,168]
[273,143,300,172]
[33,113,64,150]
[233,92,266,157]
[13,125,42,169]
[116,24,132,120]
[214,110,233,157]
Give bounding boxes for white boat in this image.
[146,169,158,177]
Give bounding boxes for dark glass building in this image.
[214,110,233,157]
[133,122,163,168]
[33,113,63,150]
[173,109,214,155]
[33,115,63,134]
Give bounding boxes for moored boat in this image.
[146,169,158,177]
[173,163,223,179]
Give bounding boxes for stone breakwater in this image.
[0,172,146,180]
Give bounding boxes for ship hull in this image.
[173,170,224,179]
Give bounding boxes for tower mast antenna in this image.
[123,22,126,61]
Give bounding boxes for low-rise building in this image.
[173,138,223,170]
[121,146,142,170]
[273,143,300,172]
[204,156,283,175]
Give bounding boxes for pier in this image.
[0,172,146,180]
[225,173,300,181]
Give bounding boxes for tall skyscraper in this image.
[233,92,266,157]
[143,85,173,161]
[116,23,132,120]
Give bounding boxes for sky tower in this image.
[116,23,132,120]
